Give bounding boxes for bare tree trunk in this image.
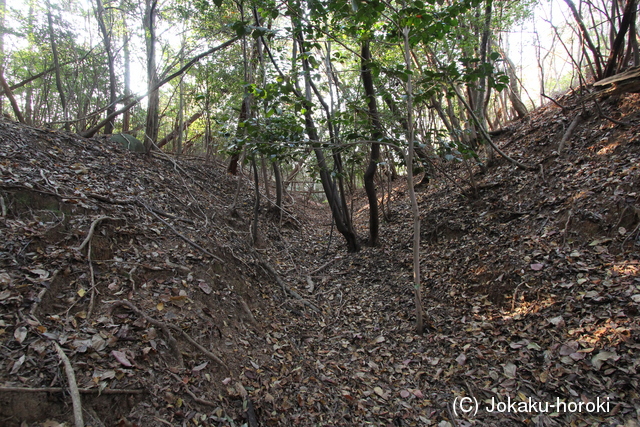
[227,96,250,175]
[46,3,69,131]
[297,32,359,252]
[0,0,5,117]
[261,156,271,199]
[81,37,237,138]
[621,6,638,66]
[251,158,260,246]
[121,1,131,133]
[477,0,495,164]
[272,161,282,212]
[177,37,185,154]
[157,112,202,148]
[499,47,528,118]
[361,40,381,246]
[402,27,424,335]
[143,0,159,152]
[95,0,117,134]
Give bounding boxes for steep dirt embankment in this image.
[0,121,294,426]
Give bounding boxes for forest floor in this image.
[0,88,639,427]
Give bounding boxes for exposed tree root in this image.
[53,341,84,427]
[110,300,228,370]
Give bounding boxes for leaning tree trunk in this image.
[0,70,25,123]
[157,112,202,149]
[500,48,528,119]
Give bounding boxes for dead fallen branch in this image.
[86,193,195,224]
[168,323,228,370]
[309,257,339,275]
[542,93,567,112]
[593,100,630,126]
[87,244,97,320]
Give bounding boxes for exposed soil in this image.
[0,89,639,427]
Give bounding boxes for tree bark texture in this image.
[227,96,251,175]
[361,40,382,246]
[95,0,117,134]
[143,0,159,152]
[121,0,131,133]
[46,5,69,131]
